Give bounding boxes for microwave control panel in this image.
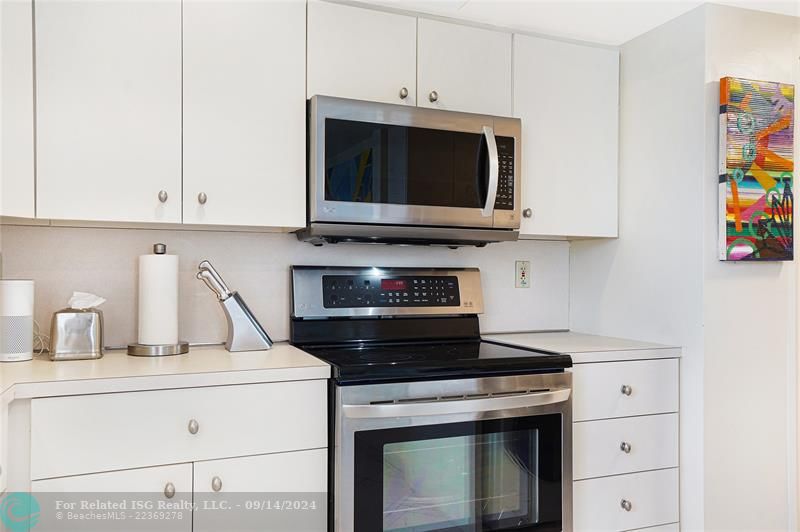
[494,136,515,211]
[322,275,461,308]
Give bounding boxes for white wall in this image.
[0,224,570,347]
[569,7,707,529]
[571,4,800,530]
[702,5,798,530]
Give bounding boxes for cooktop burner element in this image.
[290,266,571,384]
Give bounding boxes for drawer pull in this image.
[620,441,632,453]
[164,482,176,499]
[211,476,223,492]
[620,384,633,396]
[620,499,632,512]
[188,419,199,435]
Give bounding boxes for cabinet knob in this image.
[211,476,223,492]
[158,190,168,203]
[620,499,632,512]
[164,482,176,499]
[522,208,532,218]
[429,90,439,103]
[620,441,632,454]
[620,384,633,396]
[399,87,409,100]
[198,192,207,205]
[188,419,199,435]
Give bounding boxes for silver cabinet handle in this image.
[428,90,438,102]
[621,499,632,512]
[188,419,199,435]
[158,190,168,203]
[523,208,532,218]
[198,192,207,205]
[620,441,632,453]
[480,125,499,218]
[399,87,409,100]
[211,476,222,492]
[620,384,633,396]
[164,482,176,499]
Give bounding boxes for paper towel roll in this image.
[138,249,179,345]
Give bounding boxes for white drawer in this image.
[573,413,678,480]
[573,468,679,532]
[572,359,678,421]
[31,380,327,479]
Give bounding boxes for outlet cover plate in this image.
[515,260,530,288]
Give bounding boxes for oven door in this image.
[334,373,572,532]
[309,96,520,230]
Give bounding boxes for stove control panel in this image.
[322,275,460,308]
[292,266,482,318]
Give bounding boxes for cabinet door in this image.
[32,463,193,532]
[1,0,35,218]
[193,449,327,532]
[417,19,511,116]
[35,0,181,223]
[514,34,619,238]
[307,1,417,106]
[183,0,305,227]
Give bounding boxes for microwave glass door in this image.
[322,118,514,226]
[353,414,563,532]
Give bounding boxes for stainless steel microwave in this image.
[297,96,521,247]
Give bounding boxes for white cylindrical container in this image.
[137,243,179,345]
[0,279,34,362]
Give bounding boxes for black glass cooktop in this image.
[301,339,572,385]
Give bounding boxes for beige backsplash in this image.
[0,224,569,347]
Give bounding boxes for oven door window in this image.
[325,118,513,209]
[354,414,562,532]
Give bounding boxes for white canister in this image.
[0,279,34,362]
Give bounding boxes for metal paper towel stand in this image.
[196,260,273,352]
[128,243,189,357]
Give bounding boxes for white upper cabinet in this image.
[1,0,35,219]
[183,0,306,228]
[514,34,619,238]
[307,1,417,106]
[35,0,182,223]
[417,19,512,116]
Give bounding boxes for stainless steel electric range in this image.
[290,266,573,532]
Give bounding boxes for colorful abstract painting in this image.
[719,77,794,261]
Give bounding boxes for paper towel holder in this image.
[128,243,189,357]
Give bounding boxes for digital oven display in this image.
[380,279,408,291]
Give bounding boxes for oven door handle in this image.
[480,125,499,218]
[342,388,571,419]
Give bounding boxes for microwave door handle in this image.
[480,125,499,218]
[342,388,571,419]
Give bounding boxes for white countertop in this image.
[0,343,330,400]
[483,331,681,363]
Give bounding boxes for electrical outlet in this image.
[515,260,530,288]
